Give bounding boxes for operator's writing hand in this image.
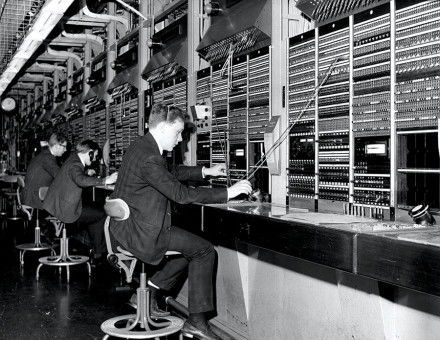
[204,163,227,177]
[227,180,252,200]
[105,172,118,185]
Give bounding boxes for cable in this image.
[212,112,231,186]
[114,0,149,21]
[242,55,346,182]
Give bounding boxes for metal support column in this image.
[66,52,74,105]
[137,0,152,137]
[106,3,117,145]
[186,0,206,166]
[270,0,289,204]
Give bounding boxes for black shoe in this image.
[127,292,170,317]
[181,321,221,340]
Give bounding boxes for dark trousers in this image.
[150,226,216,314]
[72,205,106,255]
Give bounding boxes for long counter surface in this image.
[172,201,440,297]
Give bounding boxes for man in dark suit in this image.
[110,104,251,340]
[43,140,117,259]
[22,132,68,209]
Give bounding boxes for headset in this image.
[88,150,96,162]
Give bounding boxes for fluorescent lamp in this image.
[0,0,75,97]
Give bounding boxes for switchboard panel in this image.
[288,30,316,203]
[109,85,138,173]
[194,47,271,193]
[318,19,350,205]
[395,0,440,130]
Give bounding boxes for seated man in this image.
[22,132,68,210]
[110,103,251,340]
[43,140,117,261]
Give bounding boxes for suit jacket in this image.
[110,132,227,265]
[43,153,104,223]
[22,148,59,209]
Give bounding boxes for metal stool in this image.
[35,187,91,282]
[0,188,7,218]
[16,178,55,265]
[1,175,21,221]
[0,189,7,229]
[100,198,184,339]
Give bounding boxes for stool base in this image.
[101,273,184,339]
[16,226,55,265]
[36,228,91,282]
[17,243,55,265]
[36,255,91,282]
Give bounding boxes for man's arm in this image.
[172,165,204,182]
[43,156,60,179]
[142,156,227,204]
[172,164,226,181]
[68,164,105,188]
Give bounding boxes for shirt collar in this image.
[149,129,163,155]
[78,153,86,167]
[48,147,56,157]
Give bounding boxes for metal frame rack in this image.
[288,0,440,220]
[195,46,271,192]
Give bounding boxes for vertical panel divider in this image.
[390,0,397,219]
[349,15,354,205]
[314,27,319,208]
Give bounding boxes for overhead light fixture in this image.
[0,0,76,97]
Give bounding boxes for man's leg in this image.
[150,226,216,313]
[76,205,106,256]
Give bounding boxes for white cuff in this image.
[148,280,160,290]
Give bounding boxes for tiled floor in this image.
[0,217,173,340]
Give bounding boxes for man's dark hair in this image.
[48,132,67,147]
[76,140,100,153]
[148,103,189,128]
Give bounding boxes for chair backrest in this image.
[39,187,48,201]
[14,175,33,220]
[104,198,130,221]
[16,176,25,207]
[103,198,130,257]
[16,175,25,189]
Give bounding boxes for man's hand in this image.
[86,169,96,176]
[203,163,227,177]
[227,180,252,200]
[104,172,118,185]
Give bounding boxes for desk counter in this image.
[172,202,440,339]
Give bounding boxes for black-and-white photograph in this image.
[0,0,439,339]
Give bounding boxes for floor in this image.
[0,215,182,340]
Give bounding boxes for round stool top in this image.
[0,175,18,183]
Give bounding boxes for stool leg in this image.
[86,262,91,276]
[66,266,70,283]
[19,250,25,265]
[35,226,41,247]
[36,263,43,280]
[12,198,17,217]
